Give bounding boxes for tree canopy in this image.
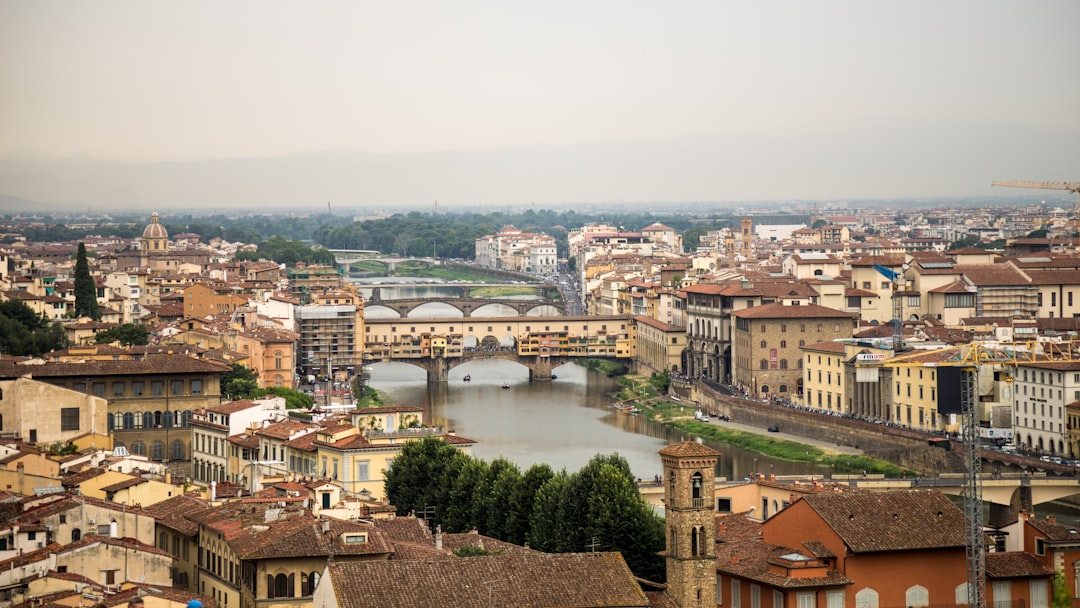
[95,323,149,346]
[221,363,259,400]
[234,236,335,267]
[384,439,665,581]
[0,301,68,356]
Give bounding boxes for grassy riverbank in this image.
[615,374,909,476]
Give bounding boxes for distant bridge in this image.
[327,250,437,272]
[365,298,563,318]
[364,315,635,382]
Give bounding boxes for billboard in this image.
[937,366,964,415]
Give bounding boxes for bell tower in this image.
[660,440,719,608]
[740,217,753,259]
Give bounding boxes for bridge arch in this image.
[471,303,522,317]
[364,305,403,319]
[409,302,466,318]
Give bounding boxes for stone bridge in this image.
[363,315,637,382]
[364,297,563,318]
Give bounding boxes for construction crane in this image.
[991,180,1080,244]
[872,263,910,352]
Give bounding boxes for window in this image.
[992,582,1010,608]
[132,381,144,396]
[905,585,929,608]
[732,580,741,608]
[112,382,125,397]
[796,592,815,608]
[93,383,106,398]
[191,380,203,395]
[1030,579,1048,608]
[751,585,760,608]
[780,340,787,348]
[152,381,164,396]
[171,380,183,395]
[945,293,975,308]
[357,460,370,481]
[760,340,767,348]
[826,591,844,608]
[60,408,80,431]
[760,360,768,370]
[854,589,879,608]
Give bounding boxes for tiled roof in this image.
[802,340,846,354]
[325,552,649,608]
[218,512,392,560]
[442,530,539,555]
[985,551,1054,579]
[732,302,855,320]
[960,264,1029,287]
[714,538,851,588]
[0,354,231,379]
[1027,515,1080,542]
[208,399,262,415]
[139,494,212,536]
[801,490,966,553]
[372,516,433,546]
[715,512,763,542]
[844,288,879,297]
[658,440,720,458]
[849,256,904,267]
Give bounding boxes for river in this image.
[367,359,830,481]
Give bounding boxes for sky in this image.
[0,1,1078,208]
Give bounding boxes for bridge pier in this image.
[529,356,554,381]
[421,357,450,383]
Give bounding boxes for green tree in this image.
[253,386,314,409]
[584,463,666,582]
[444,458,489,532]
[73,242,100,320]
[506,463,554,545]
[0,301,67,356]
[383,436,469,522]
[527,471,570,551]
[811,218,828,229]
[221,363,259,400]
[484,460,522,539]
[95,323,149,346]
[1052,571,1071,607]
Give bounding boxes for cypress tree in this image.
[73,242,100,320]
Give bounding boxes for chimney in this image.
[211,480,217,502]
[321,519,330,534]
[1046,515,1057,524]
[435,525,443,550]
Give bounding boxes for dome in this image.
[143,212,169,239]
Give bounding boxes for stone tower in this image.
[660,440,719,608]
[740,217,753,259]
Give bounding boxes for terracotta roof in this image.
[848,256,905,267]
[325,552,649,608]
[960,264,1029,287]
[442,530,539,555]
[139,494,213,536]
[844,288,879,298]
[802,340,847,354]
[731,302,856,320]
[984,551,1054,579]
[658,440,720,458]
[0,354,231,379]
[714,538,852,588]
[208,399,263,415]
[799,490,966,553]
[928,279,973,294]
[715,512,763,542]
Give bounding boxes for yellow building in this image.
[800,340,847,413]
[632,314,685,375]
[0,377,109,447]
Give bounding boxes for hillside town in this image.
[2,205,1080,606]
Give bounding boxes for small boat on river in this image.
[501,382,511,389]
[463,374,471,382]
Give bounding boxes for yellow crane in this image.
[991,180,1080,243]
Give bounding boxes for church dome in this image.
[143,212,169,239]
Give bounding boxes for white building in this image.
[1013,361,1080,456]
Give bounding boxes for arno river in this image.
[367,359,828,481]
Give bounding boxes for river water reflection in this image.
[368,359,830,480]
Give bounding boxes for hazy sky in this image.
[0,1,1078,206]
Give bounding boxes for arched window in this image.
[142,412,154,429]
[691,526,701,556]
[779,359,788,369]
[154,411,163,428]
[780,340,787,348]
[71,528,81,542]
[954,583,972,605]
[855,589,879,608]
[670,526,678,554]
[691,472,703,500]
[760,340,767,348]
[131,441,146,456]
[779,385,788,393]
[905,585,929,607]
[172,440,185,461]
[668,471,676,499]
[760,359,768,370]
[761,385,770,394]
[162,411,174,428]
[182,410,193,427]
[302,571,320,596]
[151,441,164,462]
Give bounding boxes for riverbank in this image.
[616,374,910,476]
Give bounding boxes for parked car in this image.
[767,425,780,433]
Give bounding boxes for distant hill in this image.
[0,123,1077,211]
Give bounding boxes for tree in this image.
[584,463,666,582]
[1052,571,1071,607]
[253,386,314,409]
[811,219,828,229]
[95,323,149,346]
[0,301,67,356]
[528,471,570,551]
[383,436,469,522]
[73,242,100,320]
[484,459,522,539]
[507,463,554,545]
[221,363,259,400]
